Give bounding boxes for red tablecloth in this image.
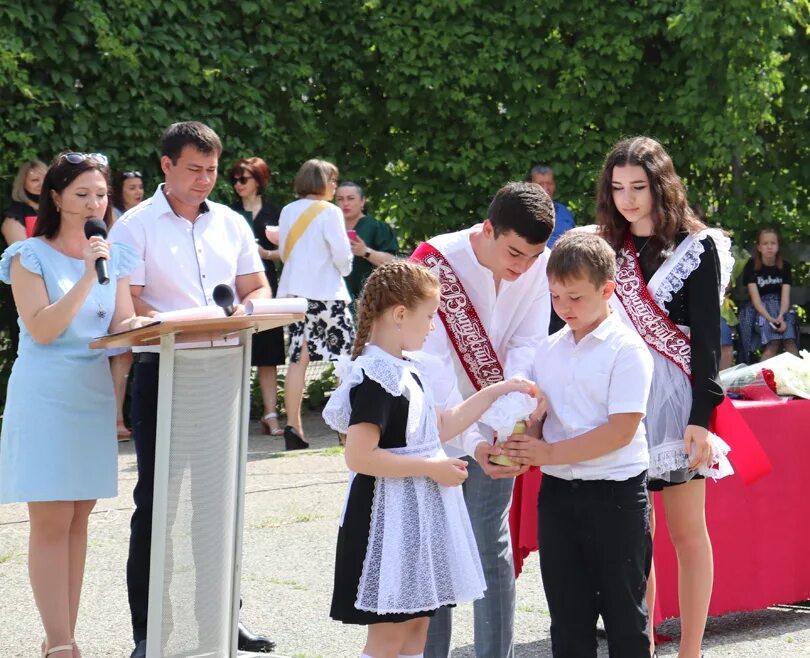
[510,398,810,621]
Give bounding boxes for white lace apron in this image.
[612,229,734,481]
[322,347,487,614]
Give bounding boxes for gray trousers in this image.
[424,458,516,658]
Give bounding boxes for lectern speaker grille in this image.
[158,347,243,657]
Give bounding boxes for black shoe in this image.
[284,425,309,451]
[238,621,276,653]
[130,640,147,658]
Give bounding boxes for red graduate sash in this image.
[614,232,771,485]
[410,242,505,390]
[614,233,693,376]
[412,241,542,578]
[505,233,773,579]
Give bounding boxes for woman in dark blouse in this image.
[2,160,46,353]
[231,157,286,436]
[597,136,729,658]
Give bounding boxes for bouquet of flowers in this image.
[719,363,780,401]
[760,351,810,400]
[720,351,810,400]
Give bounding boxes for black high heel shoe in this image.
[284,425,309,450]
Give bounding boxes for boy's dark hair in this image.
[160,121,222,164]
[487,181,554,245]
[547,230,616,288]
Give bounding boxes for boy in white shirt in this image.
[504,231,654,657]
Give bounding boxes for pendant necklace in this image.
[636,236,652,258]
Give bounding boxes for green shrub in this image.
[304,365,337,411]
[1,1,808,393]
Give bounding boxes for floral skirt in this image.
[288,298,354,363]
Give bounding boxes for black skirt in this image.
[246,202,285,367]
[251,325,285,367]
[330,474,438,625]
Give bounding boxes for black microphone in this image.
[213,283,235,317]
[83,218,109,285]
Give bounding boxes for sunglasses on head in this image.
[122,170,142,179]
[232,175,253,185]
[62,152,109,166]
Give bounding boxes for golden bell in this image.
[488,420,526,467]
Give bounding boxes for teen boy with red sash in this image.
[411,181,555,658]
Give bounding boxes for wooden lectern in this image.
[92,314,301,658]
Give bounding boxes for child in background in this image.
[719,293,737,370]
[323,261,537,658]
[503,232,654,657]
[740,228,799,361]
[719,246,749,370]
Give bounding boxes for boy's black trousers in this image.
[538,471,652,658]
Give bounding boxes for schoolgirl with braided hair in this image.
[323,261,537,658]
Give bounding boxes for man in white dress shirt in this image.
[110,122,274,658]
[414,181,554,658]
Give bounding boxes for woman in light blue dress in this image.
[0,152,140,658]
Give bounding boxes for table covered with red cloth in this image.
[510,398,810,621]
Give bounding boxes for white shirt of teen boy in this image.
[532,311,653,481]
[420,226,551,458]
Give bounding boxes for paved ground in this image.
[1,411,809,657]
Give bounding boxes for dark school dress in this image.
[632,232,724,490]
[330,373,440,625]
[233,201,286,367]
